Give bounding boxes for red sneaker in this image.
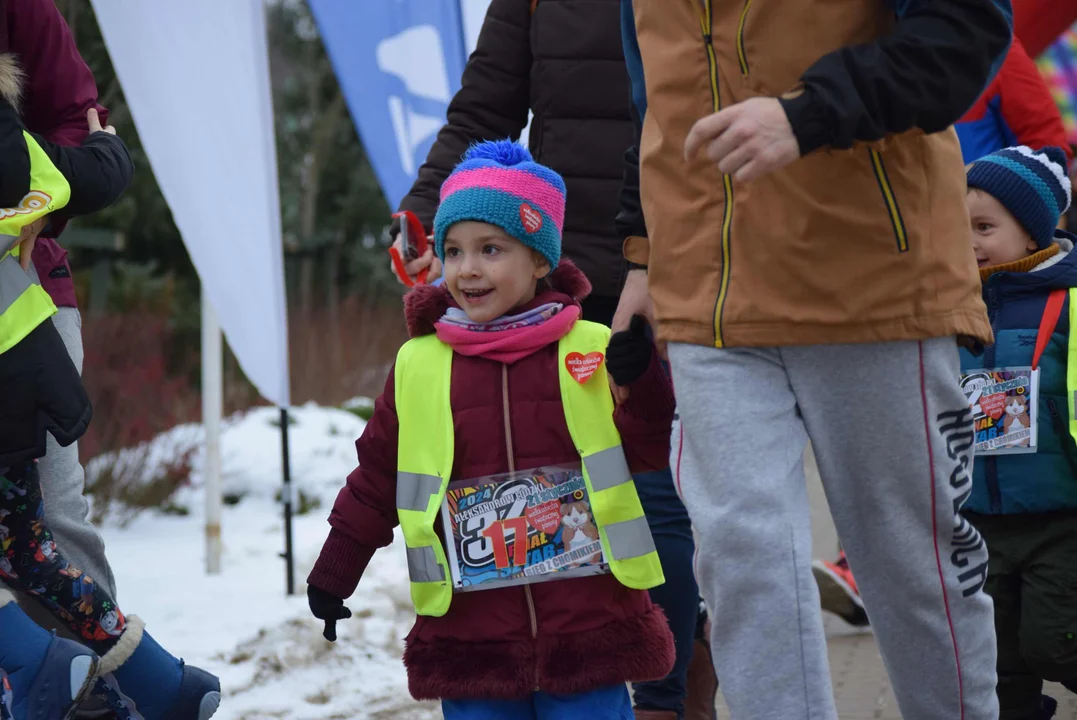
[812,552,869,627]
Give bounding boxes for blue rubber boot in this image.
[0,591,97,720]
[10,635,98,720]
[96,617,220,720]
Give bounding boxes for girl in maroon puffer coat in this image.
[307,140,675,719]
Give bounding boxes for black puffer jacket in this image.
[396,0,632,306]
[0,53,132,466]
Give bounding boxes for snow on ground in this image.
[91,404,441,719]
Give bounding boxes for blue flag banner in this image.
[308,1,471,210]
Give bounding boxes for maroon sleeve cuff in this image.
[306,528,377,599]
[622,351,676,424]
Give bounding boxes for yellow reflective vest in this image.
[1062,289,1077,448]
[0,132,72,355]
[394,319,665,617]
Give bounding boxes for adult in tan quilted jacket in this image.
[614,0,1014,718]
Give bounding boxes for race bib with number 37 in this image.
[439,465,609,593]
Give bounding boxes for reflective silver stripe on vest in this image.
[396,472,443,512]
[406,545,445,583]
[0,254,31,315]
[583,445,632,493]
[603,516,657,561]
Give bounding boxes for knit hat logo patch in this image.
[565,351,604,384]
[519,203,543,234]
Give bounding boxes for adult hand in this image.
[684,97,800,183]
[307,584,352,642]
[87,108,115,135]
[389,233,442,286]
[608,269,659,404]
[8,217,47,271]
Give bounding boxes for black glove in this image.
[308,584,352,642]
[606,314,654,387]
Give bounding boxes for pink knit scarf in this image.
[434,305,580,364]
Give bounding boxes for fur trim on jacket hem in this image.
[403,605,674,700]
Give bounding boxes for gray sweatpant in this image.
[9,308,118,632]
[669,337,998,720]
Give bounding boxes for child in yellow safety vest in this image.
[308,140,677,720]
[0,52,222,720]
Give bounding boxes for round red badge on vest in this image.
[519,203,543,234]
[565,352,604,384]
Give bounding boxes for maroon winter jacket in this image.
[309,261,676,700]
[2,0,109,308]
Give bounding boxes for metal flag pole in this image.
[280,406,295,595]
[202,287,223,575]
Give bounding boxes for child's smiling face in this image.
[967,189,1039,268]
[442,221,550,323]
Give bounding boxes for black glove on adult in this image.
[308,584,352,642]
[606,314,654,387]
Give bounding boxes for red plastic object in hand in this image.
[389,211,431,287]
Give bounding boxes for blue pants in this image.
[630,466,700,718]
[442,685,633,720]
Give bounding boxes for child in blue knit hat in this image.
[961,145,1077,720]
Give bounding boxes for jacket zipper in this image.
[502,364,540,691]
[700,0,734,348]
[735,0,752,75]
[869,149,909,253]
[983,282,1002,513]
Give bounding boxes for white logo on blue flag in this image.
[375,25,452,177]
[308,1,472,210]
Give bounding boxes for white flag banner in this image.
[90,0,289,406]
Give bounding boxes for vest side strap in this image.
[397,472,443,512]
[1068,289,1077,445]
[603,515,657,561]
[406,545,445,583]
[0,254,31,315]
[583,445,633,493]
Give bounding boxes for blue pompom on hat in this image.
[966,145,1072,248]
[433,139,566,272]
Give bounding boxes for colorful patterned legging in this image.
[0,462,126,654]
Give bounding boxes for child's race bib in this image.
[960,367,1039,455]
[440,465,610,593]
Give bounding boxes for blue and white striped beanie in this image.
[967,145,1071,248]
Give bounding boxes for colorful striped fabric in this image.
[1037,24,1077,148]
